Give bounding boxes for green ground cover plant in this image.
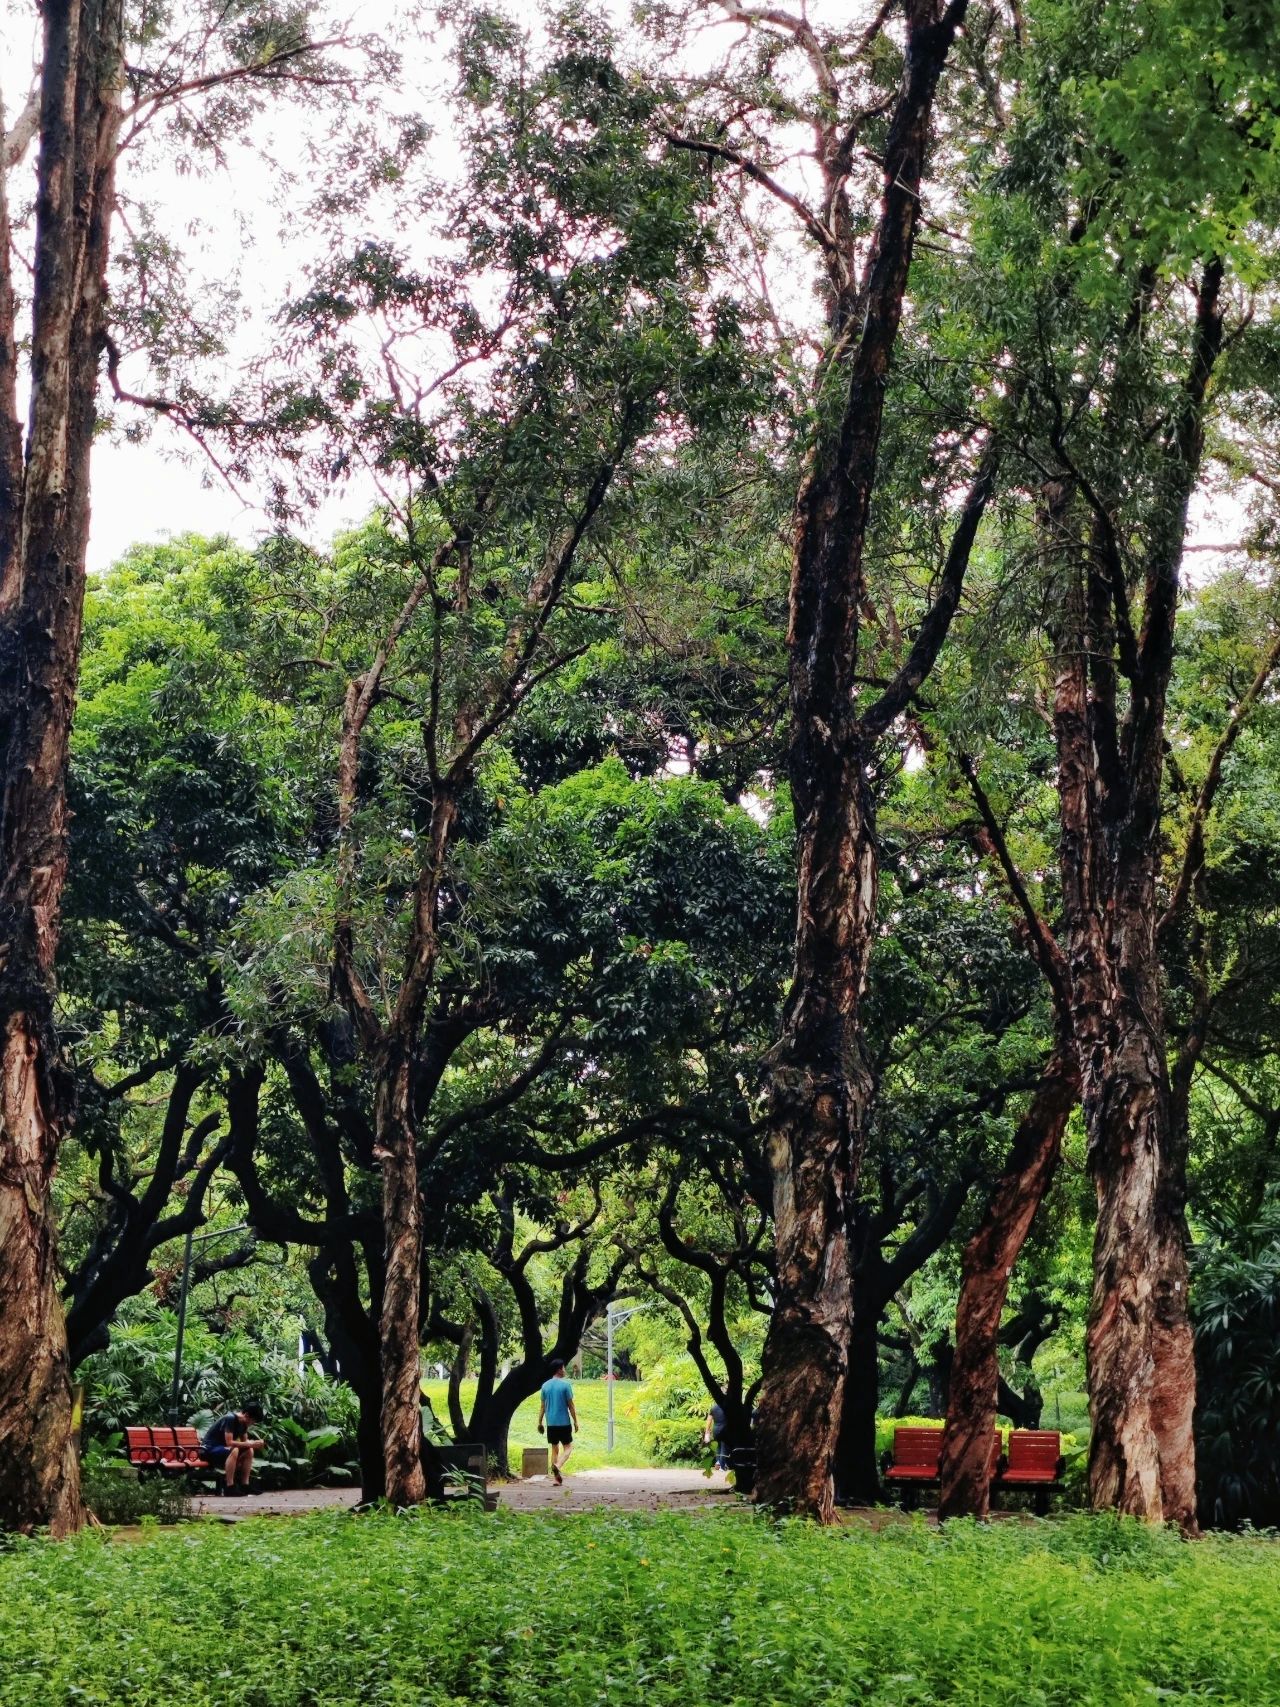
[77,1439,191,1528]
[3,1509,1277,1706]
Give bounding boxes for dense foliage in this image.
[1,0,1278,1557]
[4,1511,1280,1706]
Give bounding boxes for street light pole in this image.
[168,1228,196,1425]
[167,1224,249,1425]
[605,1301,648,1452]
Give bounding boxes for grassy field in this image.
[4,1508,1278,1706]
[421,1376,659,1470]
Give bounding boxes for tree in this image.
[55,536,299,1366]
[0,0,361,1535]
[933,756,1080,1518]
[831,798,1054,1504]
[245,8,762,1504]
[427,1187,625,1476]
[652,0,1015,1516]
[1002,3,1278,1524]
[623,1152,773,1472]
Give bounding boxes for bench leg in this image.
[1035,1487,1050,1517]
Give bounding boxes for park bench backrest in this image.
[174,1427,206,1463]
[125,1427,158,1464]
[1005,1430,1061,1479]
[149,1426,182,1463]
[436,1443,487,1479]
[890,1427,944,1470]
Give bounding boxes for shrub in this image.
[80,1439,191,1527]
[642,1417,708,1464]
[633,1357,708,1424]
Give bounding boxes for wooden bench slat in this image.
[124,1427,160,1466]
[1002,1429,1063,1483]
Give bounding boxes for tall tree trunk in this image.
[756,750,876,1517]
[1148,1190,1198,1528]
[375,1045,427,1507]
[1086,877,1196,1525]
[833,1298,882,1506]
[754,0,977,1518]
[0,0,124,1538]
[309,1250,385,1502]
[467,1368,539,1478]
[1083,986,1169,1516]
[0,1038,81,1535]
[1064,264,1222,1528]
[447,1323,474,1443]
[940,1045,1078,1518]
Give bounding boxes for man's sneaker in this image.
[552,1465,563,1485]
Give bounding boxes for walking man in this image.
[202,1401,266,1496]
[537,1358,579,1485]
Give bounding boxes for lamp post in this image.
[168,1224,249,1425]
[605,1301,648,1451]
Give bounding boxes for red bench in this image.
[124,1425,210,1474]
[882,1426,1001,1508]
[995,1429,1065,1514]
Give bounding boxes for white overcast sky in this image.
[0,2,1249,574]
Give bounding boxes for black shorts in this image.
[546,1425,573,1446]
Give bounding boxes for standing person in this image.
[537,1358,579,1485]
[202,1402,266,1497]
[703,1401,729,1471]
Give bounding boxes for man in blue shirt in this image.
[537,1358,579,1484]
[201,1401,265,1496]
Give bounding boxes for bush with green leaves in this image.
[78,1438,191,1527]
[641,1417,708,1465]
[1194,1191,1280,1529]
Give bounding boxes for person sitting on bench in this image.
[202,1402,266,1496]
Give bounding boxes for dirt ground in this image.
[188,1467,936,1526]
[193,1466,743,1520]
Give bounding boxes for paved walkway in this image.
[193,1467,747,1521]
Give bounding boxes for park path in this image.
[192,1467,747,1521]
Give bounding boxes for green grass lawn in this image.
[421,1376,658,1470]
[4,1509,1278,1706]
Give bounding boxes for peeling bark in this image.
[0,1014,81,1535]
[0,0,125,1537]
[374,1044,427,1507]
[939,1045,1078,1519]
[1040,261,1223,1527]
[754,0,976,1522]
